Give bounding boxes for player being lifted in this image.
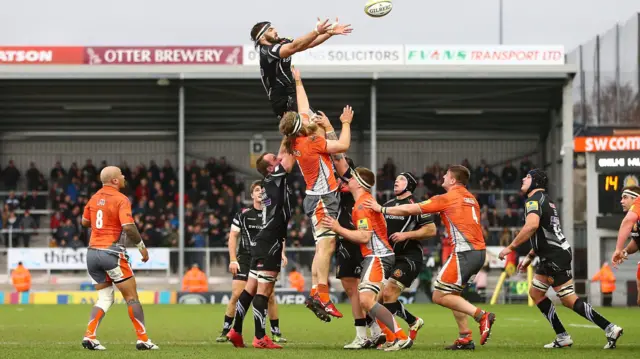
[279,68,353,319]
[227,152,295,349]
[216,180,287,343]
[367,165,495,350]
[612,185,640,306]
[250,18,352,119]
[322,167,413,351]
[381,172,436,341]
[499,169,623,349]
[81,166,158,351]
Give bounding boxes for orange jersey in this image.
[417,186,485,252]
[352,192,394,257]
[630,197,640,218]
[293,135,338,195]
[82,186,134,251]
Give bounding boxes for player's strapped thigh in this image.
[304,193,339,242]
[636,262,640,281]
[435,250,485,294]
[87,248,133,284]
[249,270,278,283]
[358,255,394,294]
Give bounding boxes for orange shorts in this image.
[435,250,485,294]
[303,193,339,242]
[87,248,134,284]
[358,255,394,294]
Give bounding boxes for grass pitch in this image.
[0,303,637,358]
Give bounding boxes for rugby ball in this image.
[365,0,393,18]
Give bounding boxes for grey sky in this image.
[0,0,637,50]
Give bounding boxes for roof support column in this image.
[370,76,377,193]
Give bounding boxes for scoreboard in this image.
[596,152,640,214]
[598,172,640,214]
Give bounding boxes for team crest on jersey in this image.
[634,223,638,232]
[357,218,369,230]
[293,150,301,157]
[547,276,554,285]
[420,200,431,206]
[393,269,403,278]
[526,201,539,212]
[98,199,105,206]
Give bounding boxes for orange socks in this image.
[84,308,105,339]
[317,284,330,303]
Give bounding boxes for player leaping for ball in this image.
[366,165,496,349]
[81,166,158,351]
[612,185,640,306]
[250,18,352,119]
[321,167,413,351]
[279,69,353,320]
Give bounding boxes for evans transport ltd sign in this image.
[7,248,169,270]
[404,45,565,65]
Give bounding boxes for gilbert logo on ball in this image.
[365,0,393,17]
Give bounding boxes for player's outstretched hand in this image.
[314,111,332,129]
[140,247,150,263]
[329,18,353,36]
[340,105,354,124]
[611,250,628,268]
[390,232,409,243]
[498,246,512,261]
[316,18,332,34]
[364,198,381,212]
[292,66,301,81]
[321,216,338,231]
[517,255,532,273]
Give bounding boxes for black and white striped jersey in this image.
[524,190,571,260]
[258,38,295,102]
[383,196,434,262]
[231,206,263,256]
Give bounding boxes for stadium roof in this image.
[0,64,576,136]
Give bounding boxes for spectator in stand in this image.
[500,208,521,227]
[3,160,21,190]
[501,161,519,190]
[382,157,397,182]
[68,162,80,181]
[50,161,67,181]
[36,174,49,191]
[82,159,98,181]
[19,210,37,247]
[6,211,20,247]
[67,177,80,203]
[56,218,76,247]
[519,156,534,178]
[5,191,20,211]
[67,235,83,250]
[26,162,41,190]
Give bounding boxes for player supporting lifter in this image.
[216,180,287,343]
[612,185,640,306]
[366,165,495,349]
[81,166,158,351]
[227,152,295,349]
[499,169,623,349]
[279,69,353,319]
[381,172,436,341]
[322,167,412,351]
[250,18,352,119]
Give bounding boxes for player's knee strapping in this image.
[250,270,277,284]
[531,278,550,292]
[387,277,406,292]
[96,286,115,313]
[434,279,463,294]
[556,283,575,298]
[358,282,381,294]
